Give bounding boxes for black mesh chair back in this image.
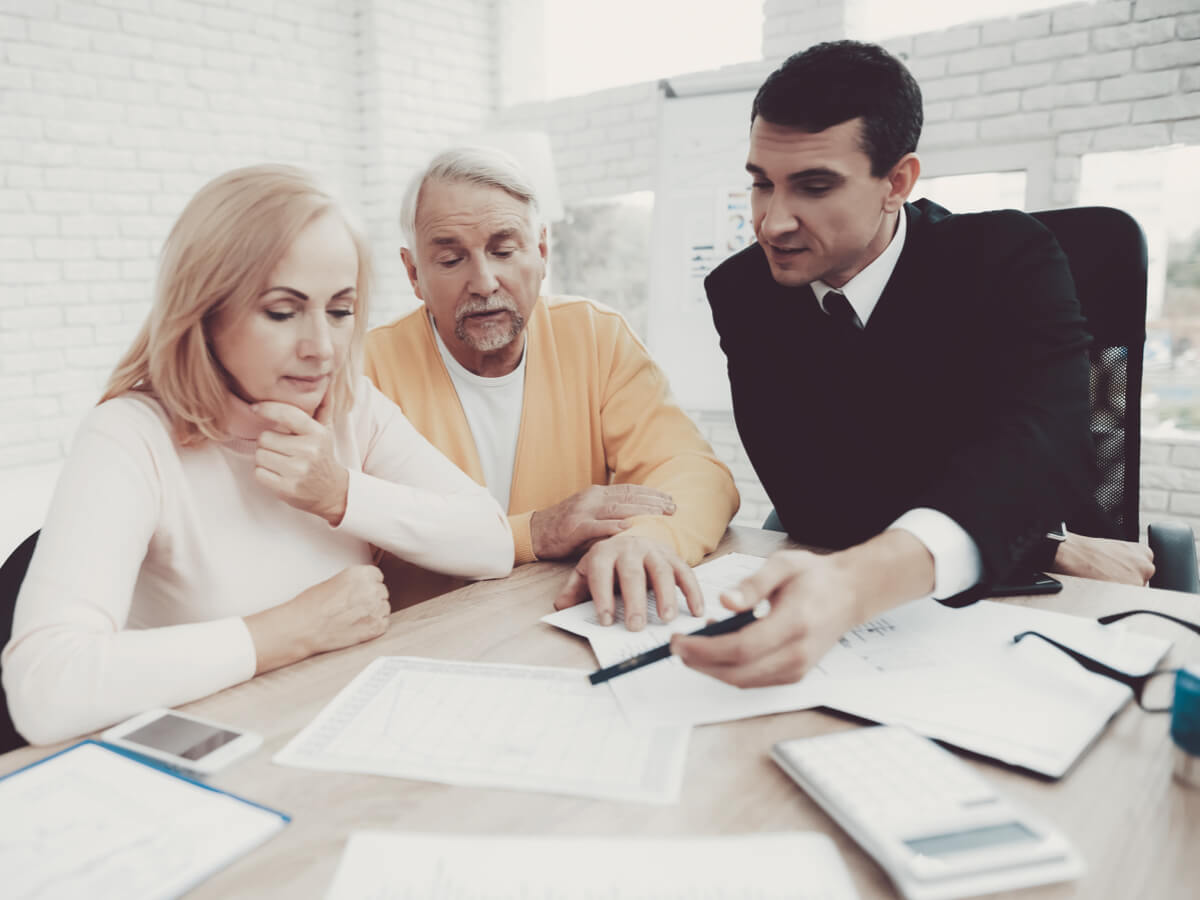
[1031,207,1147,542]
[0,530,38,753]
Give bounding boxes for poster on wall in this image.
[647,89,757,411]
[684,188,753,307]
[719,188,753,257]
[685,240,717,307]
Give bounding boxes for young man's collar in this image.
[811,207,907,328]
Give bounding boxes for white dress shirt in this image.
[809,210,983,599]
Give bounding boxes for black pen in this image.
[588,600,771,685]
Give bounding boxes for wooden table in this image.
[4,527,1198,899]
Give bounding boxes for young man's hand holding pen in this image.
[588,599,771,685]
[672,536,935,688]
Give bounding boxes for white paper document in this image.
[817,599,1173,778]
[274,657,690,804]
[543,551,768,644]
[580,623,870,728]
[325,830,860,900]
[542,552,877,727]
[0,741,287,900]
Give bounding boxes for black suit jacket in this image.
[705,199,1104,602]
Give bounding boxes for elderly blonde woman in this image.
[3,165,514,745]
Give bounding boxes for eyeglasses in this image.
[1012,609,1200,713]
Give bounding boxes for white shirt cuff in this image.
[889,508,983,600]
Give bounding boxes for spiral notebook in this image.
[0,740,289,900]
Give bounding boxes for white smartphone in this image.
[101,708,262,776]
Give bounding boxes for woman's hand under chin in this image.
[251,399,349,526]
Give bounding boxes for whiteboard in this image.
[647,89,756,411]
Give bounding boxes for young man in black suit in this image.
[672,41,1153,688]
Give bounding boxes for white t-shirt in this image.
[432,318,526,512]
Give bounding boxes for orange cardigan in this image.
[365,296,739,575]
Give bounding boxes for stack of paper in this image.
[543,552,1172,778]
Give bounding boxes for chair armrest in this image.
[1148,522,1200,595]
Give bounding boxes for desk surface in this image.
[4,526,1197,899]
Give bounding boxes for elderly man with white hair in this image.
[364,147,739,624]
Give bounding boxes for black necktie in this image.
[823,290,862,331]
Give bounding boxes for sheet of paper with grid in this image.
[273,657,690,804]
[325,831,859,900]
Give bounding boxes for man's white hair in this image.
[400,146,541,248]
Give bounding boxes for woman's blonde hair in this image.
[101,164,372,444]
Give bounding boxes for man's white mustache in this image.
[456,300,517,323]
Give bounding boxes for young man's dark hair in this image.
[751,40,923,177]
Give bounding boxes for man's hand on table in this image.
[1049,532,1155,586]
[530,484,676,560]
[552,533,703,630]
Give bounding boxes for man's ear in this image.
[537,225,549,279]
[884,153,921,213]
[400,247,424,301]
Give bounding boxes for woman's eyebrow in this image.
[259,287,356,300]
[260,286,308,300]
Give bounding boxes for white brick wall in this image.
[358,0,496,327]
[490,82,661,206]
[1,0,495,470]
[684,407,774,528]
[1141,431,1200,555]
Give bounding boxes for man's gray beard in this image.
[455,309,525,352]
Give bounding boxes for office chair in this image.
[1032,206,1197,593]
[764,206,1199,594]
[0,529,38,753]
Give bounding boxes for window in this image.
[1080,145,1200,431]
[915,171,1028,214]
[550,192,654,338]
